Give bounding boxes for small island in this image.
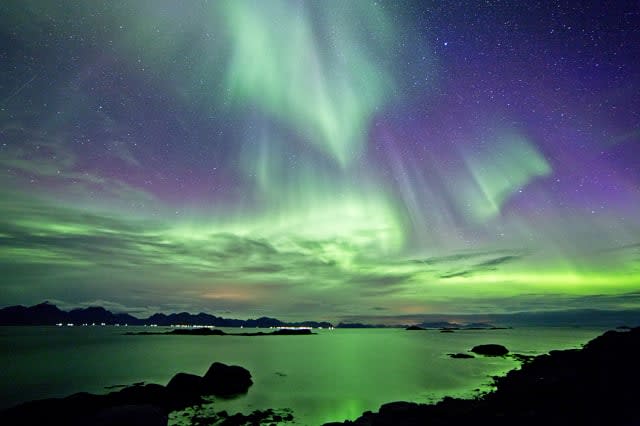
[470,343,509,356]
[125,327,314,336]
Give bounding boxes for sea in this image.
[0,326,609,425]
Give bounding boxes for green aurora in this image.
[1,0,639,321]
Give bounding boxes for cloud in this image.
[439,270,472,279]
[0,124,156,211]
[600,242,640,253]
[1,191,637,321]
[414,251,497,265]
[475,255,521,268]
[439,253,524,279]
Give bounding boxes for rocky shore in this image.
[3,327,638,425]
[0,362,256,426]
[325,327,640,426]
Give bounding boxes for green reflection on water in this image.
[0,327,607,425]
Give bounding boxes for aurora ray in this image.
[0,0,639,321]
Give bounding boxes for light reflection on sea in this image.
[0,326,608,425]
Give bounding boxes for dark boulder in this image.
[106,384,168,407]
[202,362,253,397]
[165,373,204,408]
[471,344,509,356]
[405,325,426,331]
[0,362,256,425]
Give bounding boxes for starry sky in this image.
[1,0,639,321]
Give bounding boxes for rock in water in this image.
[324,328,640,425]
[165,373,203,408]
[449,353,475,359]
[471,344,509,356]
[202,362,253,397]
[0,362,255,425]
[166,372,203,393]
[106,384,168,407]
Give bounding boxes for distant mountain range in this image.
[417,321,498,329]
[334,321,500,329]
[0,302,333,328]
[5,303,636,329]
[342,309,640,328]
[334,322,390,328]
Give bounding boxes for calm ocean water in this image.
[0,326,608,425]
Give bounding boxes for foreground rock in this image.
[325,327,640,426]
[470,343,509,356]
[0,362,252,426]
[203,362,253,397]
[165,373,204,407]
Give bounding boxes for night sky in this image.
[1,1,639,321]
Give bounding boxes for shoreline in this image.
[324,326,640,425]
[1,326,634,425]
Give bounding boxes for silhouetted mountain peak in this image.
[33,302,63,312]
[0,302,334,328]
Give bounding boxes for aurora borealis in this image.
[1,1,639,321]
